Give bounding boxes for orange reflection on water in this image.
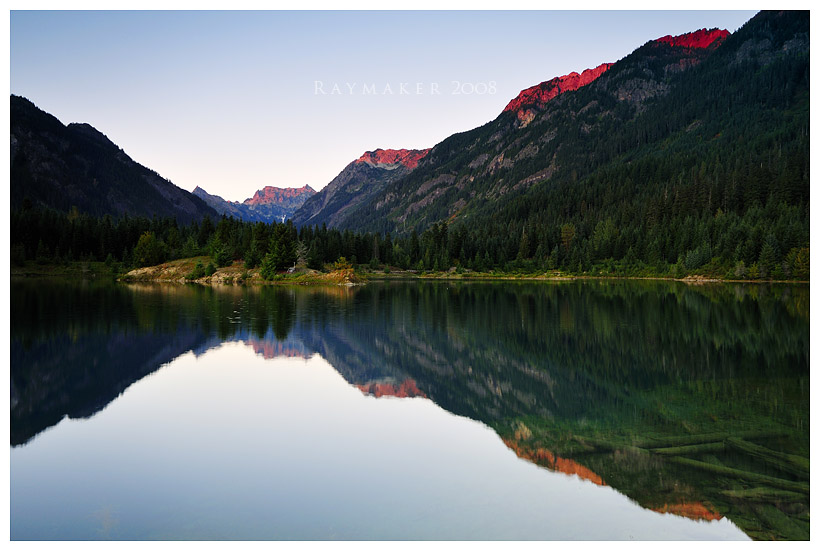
[502,439,605,486]
[356,379,427,399]
[652,502,723,521]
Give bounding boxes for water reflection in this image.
[10,279,809,539]
[11,346,748,540]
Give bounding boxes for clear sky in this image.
[10,10,758,200]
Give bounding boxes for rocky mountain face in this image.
[10,95,217,224]
[356,148,431,169]
[303,12,804,238]
[245,184,317,207]
[193,184,315,223]
[337,27,730,233]
[290,148,430,228]
[503,62,614,127]
[654,27,729,48]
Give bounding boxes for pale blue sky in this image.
[11,10,758,200]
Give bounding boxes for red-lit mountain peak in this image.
[355,148,431,169]
[653,28,729,49]
[503,62,613,124]
[244,184,316,206]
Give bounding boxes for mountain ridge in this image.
[246,184,316,206]
[290,147,431,228]
[290,26,744,234]
[653,28,729,48]
[316,10,807,256]
[503,62,615,125]
[10,95,217,224]
[193,183,316,223]
[356,148,431,169]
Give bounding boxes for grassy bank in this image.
[119,257,363,285]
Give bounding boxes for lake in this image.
[9,279,809,540]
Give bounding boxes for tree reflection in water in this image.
[11,279,809,539]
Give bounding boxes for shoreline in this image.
[10,259,808,286]
[368,272,809,285]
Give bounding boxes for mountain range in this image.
[9,94,318,225]
[193,184,316,223]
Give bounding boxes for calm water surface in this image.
[10,279,809,540]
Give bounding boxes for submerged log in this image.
[570,438,597,453]
[669,456,809,494]
[652,442,726,456]
[575,432,786,455]
[572,436,648,455]
[634,431,785,449]
[725,437,809,479]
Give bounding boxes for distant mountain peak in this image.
[503,62,614,124]
[193,184,315,222]
[652,28,729,49]
[356,148,431,169]
[244,185,316,206]
[290,149,430,228]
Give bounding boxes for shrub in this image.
[734,260,748,279]
[333,257,352,271]
[186,261,206,280]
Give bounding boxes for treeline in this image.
[10,196,809,281]
[8,204,437,275]
[447,140,810,280]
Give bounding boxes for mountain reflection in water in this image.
[10,279,809,540]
